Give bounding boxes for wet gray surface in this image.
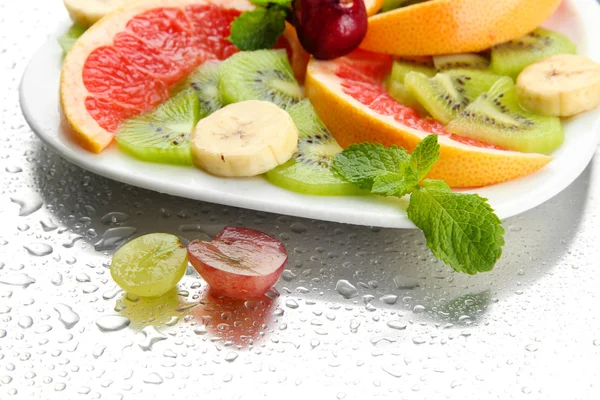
[1,1,600,399]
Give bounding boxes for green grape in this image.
[110,233,188,298]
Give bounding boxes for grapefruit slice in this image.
[360,0,561,56]
[60,0,253,153]
[305,51,552,188]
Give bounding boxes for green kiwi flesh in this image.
[385,59,435,115]
[490,27,577,80]
[433,53,489,71]
[404,69,503,124]
[266,100,364,196]
[182,60,222,118]
[446,77,564,154]
[115,90,200,165]
[218,49,303,110]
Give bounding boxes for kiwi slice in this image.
[265,100,363,196]
[115,90,200,165]
[433,53,489,71]
[491,27,577,79]
[447,77,564,154]
[385,59,435,115]
[181,60,222,118]
[404,69,503,124]
[218,49,303,110]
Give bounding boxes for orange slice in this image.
[60,0,253,153]
[305,51,552,188]
[360,0,561,56]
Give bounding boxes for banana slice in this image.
[191,100,299,177]
[516,54,600,117]
[63,0,132,27]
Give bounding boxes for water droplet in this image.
[224,352,238,362]
[393,275,419,290]
[282,270,296,281]
[54,304,80,329]
[509,225,522,232]
[525,344,538,352]
[102,286,122,300]
[35,325,52,334]
[450,380,462,389]
[18,316,33,329]
[51,272,63,286]
[593,339,600,346]
[101,212,130,225]
[163,350,177,358]
[335,280,358,299]
[94,227,137,251]
[0,273,36,288]
[310,339,320,348]
[380,295,398,305]
[290,222,307,233]
[17,224,30,232]
[285,300,299,309]
[40,218,58,232]
[0,306,11,314]
[1,376,13,384]
[62,235,84,248]
[193,326,208,335]
[521,386,532,394]
[165,316,179,326]
[5,165,22,173]
[387,321,407,330]
[96,315,130,332]
[76,273,91,283]
[83,284,99,294]
[139,326,167,351]
[143,373,163,385]
[11,195,43,216]
[413,305,426,314]
[23,243,53,257]
[350,319,361,333]
[412,337,426,345]
[92,345,106,359]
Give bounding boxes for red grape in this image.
[292,0,368,60]
[187,226,287,299]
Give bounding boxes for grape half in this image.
[110,233,188,298]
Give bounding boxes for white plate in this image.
[19,0,600,229]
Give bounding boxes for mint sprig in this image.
[332,135,505,274]
[228,1,290,51]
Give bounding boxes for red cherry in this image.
[187,226,287,299]
[292,0,368,60]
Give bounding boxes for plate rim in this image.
[18,0,600,229]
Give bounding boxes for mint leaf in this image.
[407,180,505,274]
[410,134,440,180]
[58,24,87,54]
[229,8,286,51]
[250,0,292,8]
[371,165,419,197]
[332,143,410,191]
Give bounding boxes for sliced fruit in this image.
[180,60,223,118]
[433,53,489,71]
[447,77,564,154]
[63,0,132,27]
[490,27,577,80]
[110,233,188,298]
[191,100,298,177]
[115,89,200,165]
[218,49,303,110]
[60,0,253,153]
[360,0,561,56]
[275,22,311,83]
[385,58,435,115]
[266,100,364,195]
[305,51,552,188]
[516,54,600,117]
[187,226,287,299]
[58,24,87,54]
[404,69,503,124]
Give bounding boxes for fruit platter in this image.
[20,0,600,234]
